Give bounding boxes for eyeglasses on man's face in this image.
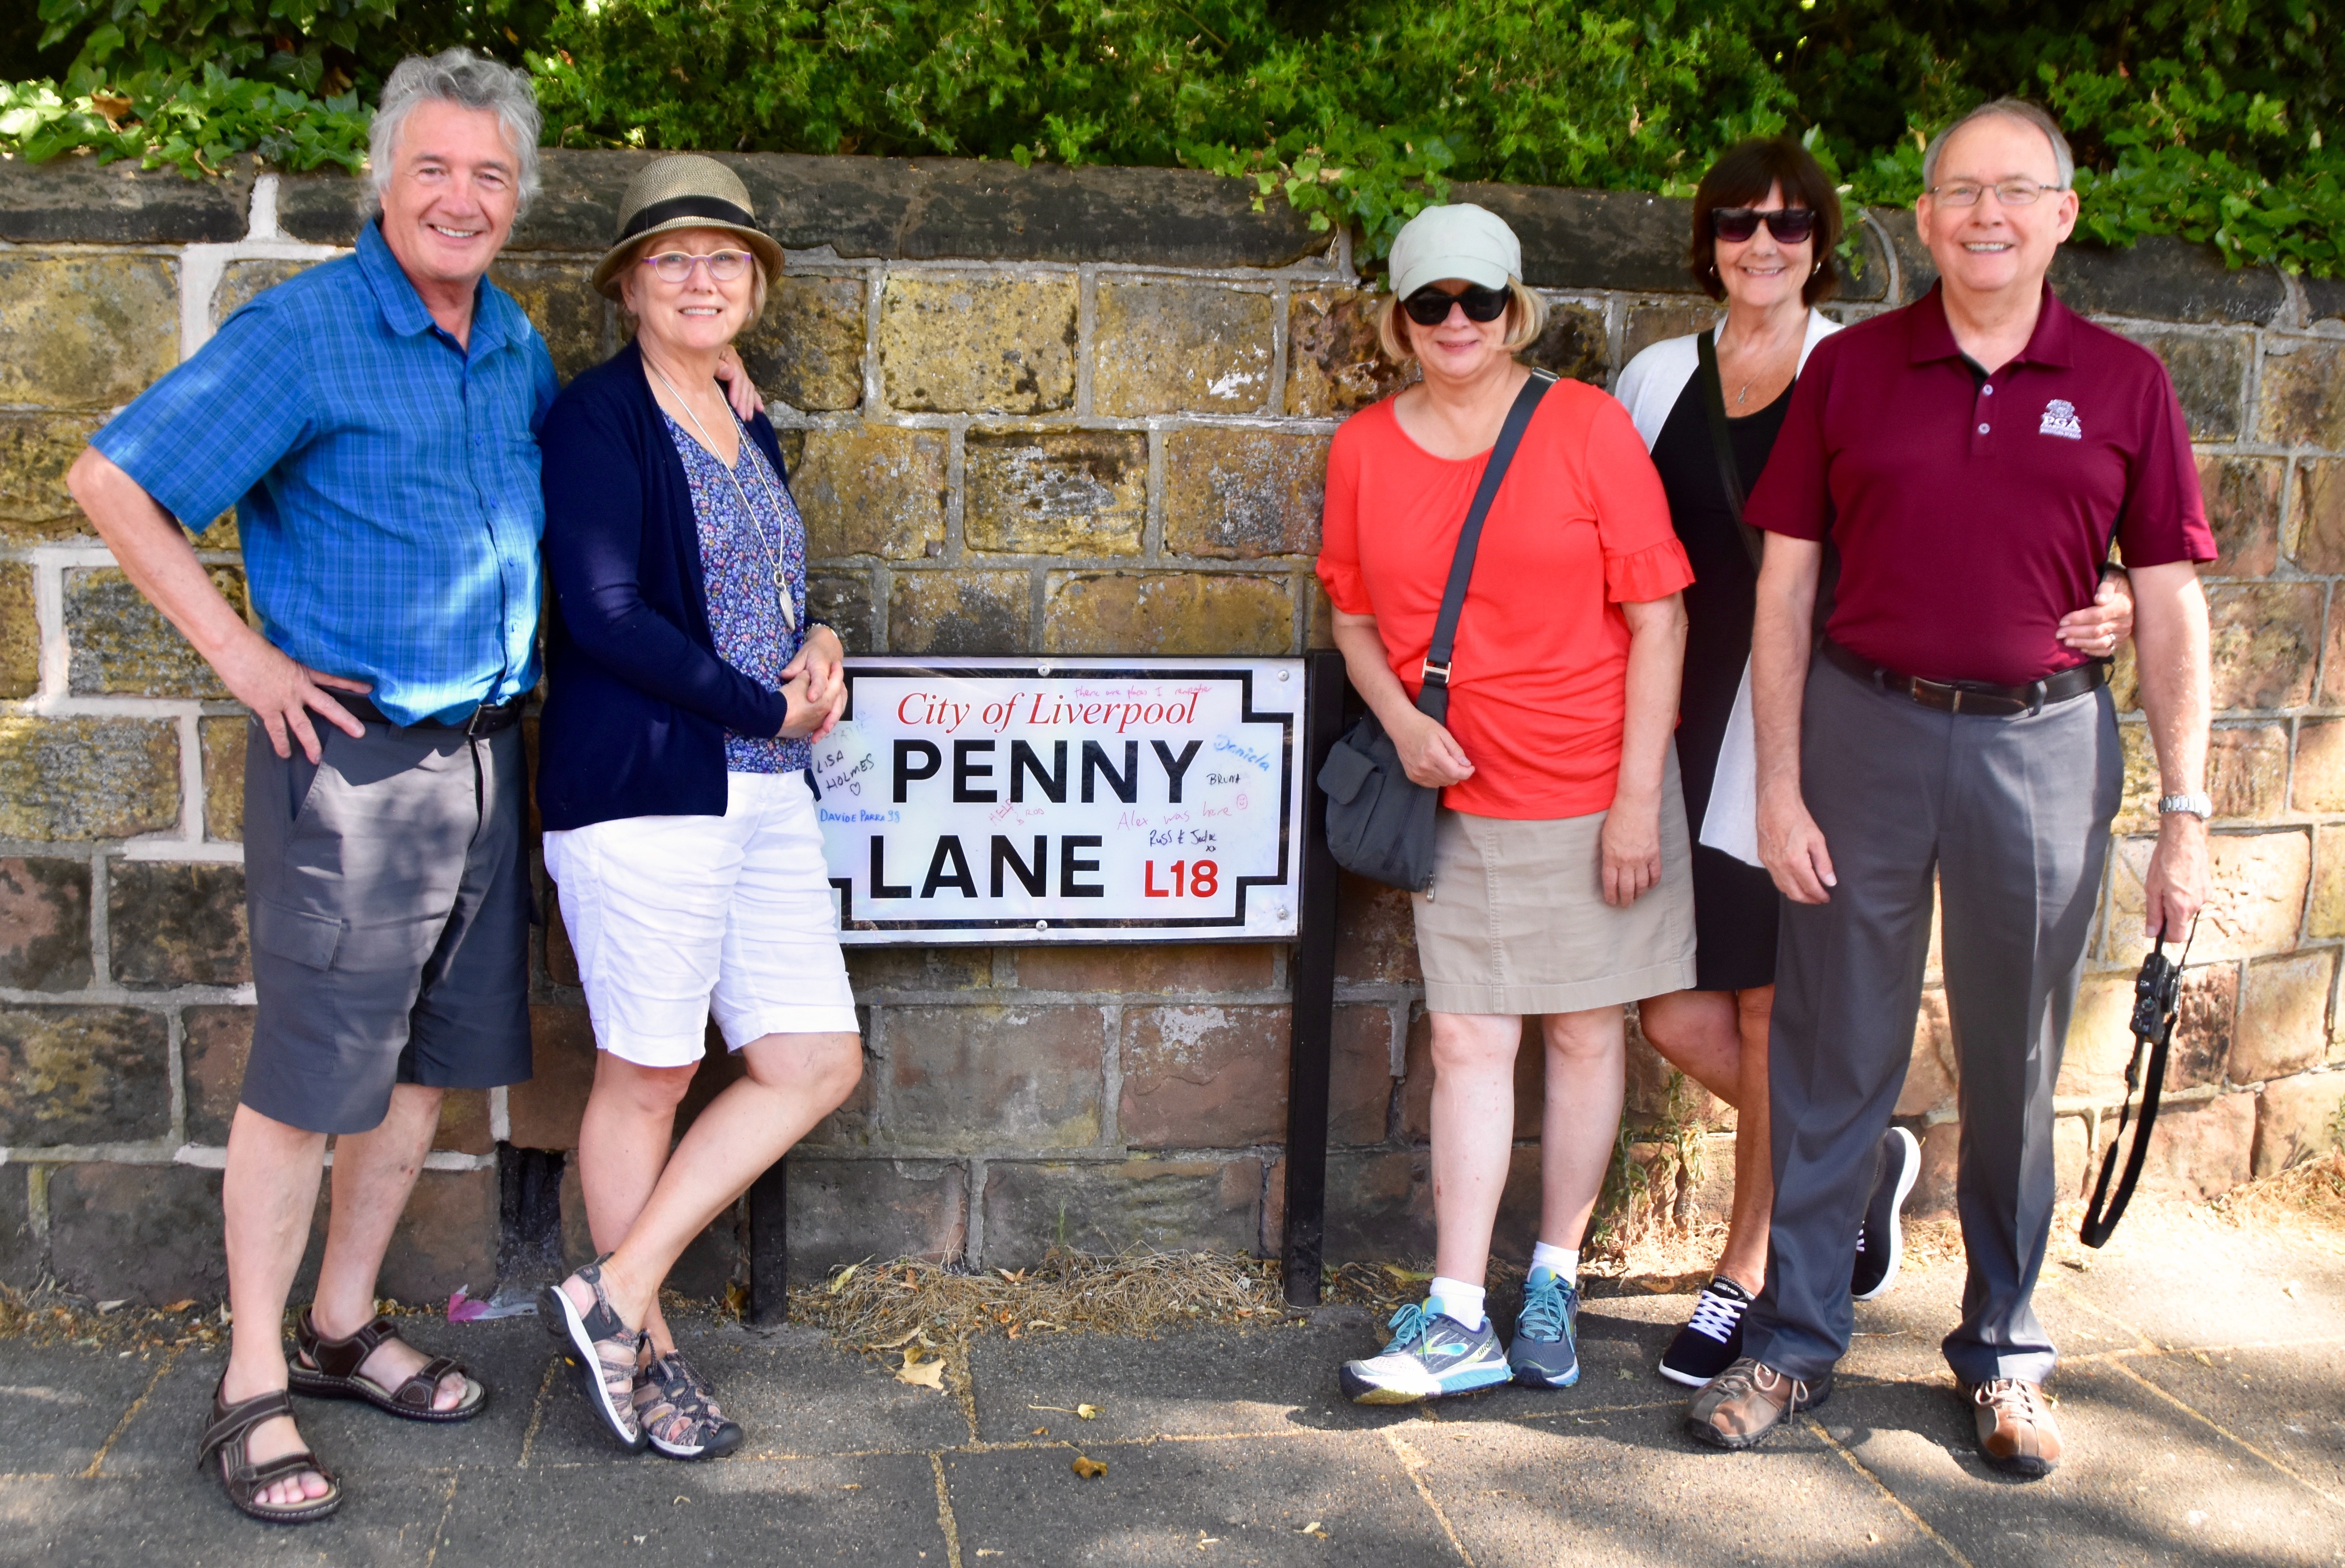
[640,249,756,284]
[1926,179,2065,208]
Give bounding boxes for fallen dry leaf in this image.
[895,1348,948,1392]
[1300,1521,1329,1538]
[161,1299,196,1313]
[1071,1455,1108,1479]
[1031,1426,1050,1435]
[1077,1403,1100,1420]
[828,1264,860,1295]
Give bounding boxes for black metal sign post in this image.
[747,1155,788,1325]
[1281,650,1348,1308]
[746,652,1338,1328]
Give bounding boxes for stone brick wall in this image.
[4,151,2343,1303]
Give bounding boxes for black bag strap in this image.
[1695,329,1766,571]
[2079,917,2197,1248]
[1416,369,1557,725]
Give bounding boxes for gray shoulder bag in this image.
[1316,369,1557,891]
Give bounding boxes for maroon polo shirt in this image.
[1746,282,2213,686]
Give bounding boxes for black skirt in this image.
[1648,374,1792,993]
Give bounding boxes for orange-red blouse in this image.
[1316,381,1693,819]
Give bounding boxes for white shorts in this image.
[543,770,860,1068]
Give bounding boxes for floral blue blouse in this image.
[662,411,811,775]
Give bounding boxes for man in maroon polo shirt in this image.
[1683,99,2214,1474]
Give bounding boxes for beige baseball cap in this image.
[591,154,785,301]
[1387,203,1522,300]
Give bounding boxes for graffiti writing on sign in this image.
[815,657,1303,942]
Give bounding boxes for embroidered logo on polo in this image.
[2039,398,2083,440]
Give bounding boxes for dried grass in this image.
[12,1152,2343,1354]
[787,1250,1357,1352]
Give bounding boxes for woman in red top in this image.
[1318,203,1696,1403]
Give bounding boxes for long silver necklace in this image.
[648,361,797,632]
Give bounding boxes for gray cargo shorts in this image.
[239,712,533,1135]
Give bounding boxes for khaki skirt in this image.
[1412,746,1699,1016]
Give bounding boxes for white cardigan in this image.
[1611,306,1838,869]
[1612,308,1842,452]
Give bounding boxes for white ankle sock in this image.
[1530,1243,1579,1286]
[1426,1277,1485,1329]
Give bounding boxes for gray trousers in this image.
[1739,657,2121,1387]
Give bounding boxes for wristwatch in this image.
[2158,792,2212,820]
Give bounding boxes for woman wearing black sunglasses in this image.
[1319,203,1697,1404]
[1614,139,2132,1390]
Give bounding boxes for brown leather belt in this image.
[1820,639,2108,718]
[342,694,525,735]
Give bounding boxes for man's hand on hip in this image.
[1759,783,1838,904]
[213,633,371,763]
[2141,812,2209,940]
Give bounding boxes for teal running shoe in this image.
[1507,1267,1580,1388]
[1340,1302,1513,1404]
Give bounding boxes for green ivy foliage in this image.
[5,0,2343,276]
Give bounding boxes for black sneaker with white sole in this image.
[1851,1125,1922,1301]
[1658,1274,1753,1388]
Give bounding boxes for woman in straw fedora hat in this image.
[535,154,862,1461]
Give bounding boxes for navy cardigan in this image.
[537,341,797,831]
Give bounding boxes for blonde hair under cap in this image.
[1374,202,1547,364]
[591,154,785,302]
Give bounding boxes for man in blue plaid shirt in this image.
[67,51,764,1524]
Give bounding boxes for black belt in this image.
[1820,639,2107,718]
[341,694,525,735]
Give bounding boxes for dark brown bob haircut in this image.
[1689,137,1844,305]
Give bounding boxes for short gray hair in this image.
[369,49,543,215]
[1922,98,2075,192]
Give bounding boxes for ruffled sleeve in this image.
[1578,391,1692,604]
[1313,418,1373,616]
[1603,535,1696,604]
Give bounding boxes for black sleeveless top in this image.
[1648,373,1793,993]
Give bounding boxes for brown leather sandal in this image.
[197,1383,342,1524]
[288,1308,486,1422]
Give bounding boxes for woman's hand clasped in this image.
[2054,570,2133,660]
[1393,708,1474,788]
[779,625,848,742]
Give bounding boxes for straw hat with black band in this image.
[591,154,786,301]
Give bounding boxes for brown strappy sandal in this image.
[289,1309,486,1422]
[197,1383,342,1524]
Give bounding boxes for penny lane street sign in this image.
[814,656,1305,943]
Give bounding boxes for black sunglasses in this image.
[1402,284,1512,326]
[1710,206,1818,244]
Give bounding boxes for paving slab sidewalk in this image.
[3,1212,2339,1568]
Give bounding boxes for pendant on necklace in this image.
[775,565,796,630]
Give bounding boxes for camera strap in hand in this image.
[1416,369,1557,726]
[1695,330,1766,571]
[2079,914,2199,1248]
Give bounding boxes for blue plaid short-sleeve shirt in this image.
[93,218,560,725]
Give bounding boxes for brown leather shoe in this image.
[1685,1356,1832,1450]
[1966,1377,2063,1477]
